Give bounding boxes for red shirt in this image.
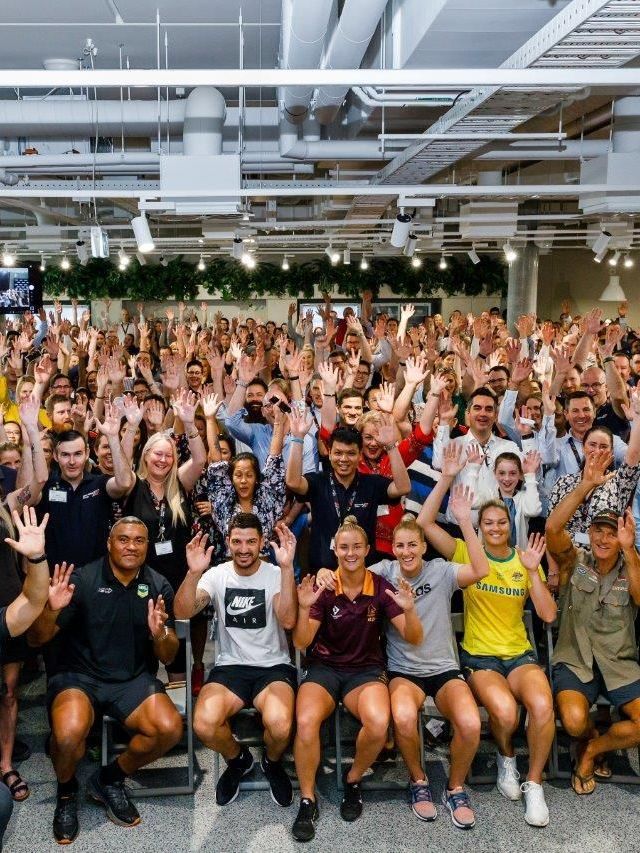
[308,569,403,670]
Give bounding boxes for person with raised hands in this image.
[120,388,206,680]
[546,452,640,796]
[548,386,640,545]
[0,507,50,817]
[286,405,411,571]
[417,442,557,828]
[174,517,298,810]
[30,517,182,845]
[291,516,422,842]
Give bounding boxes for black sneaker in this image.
[292,798,319,842]
[340,771,363,822]
[53,792,79,845]
[86,769,140,827]
[216,746,254,806]
[261,753,293,807]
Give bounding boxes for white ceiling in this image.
[0,0,637,265]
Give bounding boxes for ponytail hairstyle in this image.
[477,499,512,545]
[334,514,368,547]
[393,513,426,544]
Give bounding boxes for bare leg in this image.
[193,683,244,760]
[467,670,519,757]
[507,665,555,784]
[118,693,183,775]
[253,681,295,762]
[50,690,94,783]
[343,682,390,784]
[576,696,640,782]
[293,683,335,801]
[389,678,425,782]
[434,679,482,790]
[0,663,21,776]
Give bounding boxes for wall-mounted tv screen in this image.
[0,265,43,314]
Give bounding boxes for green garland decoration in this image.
[43,255,506,302]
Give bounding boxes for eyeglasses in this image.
[582,382,604,390]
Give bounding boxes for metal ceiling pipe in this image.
[477,140,609,160]
[280,0,335,124]
[182,86,225,156]
[283,139,392,160]
[314,0,388,126]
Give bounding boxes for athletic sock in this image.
[99,758,127,786]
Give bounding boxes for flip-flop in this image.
[2,769,30,802]
[594,757,612,780]
[571,765,596,795]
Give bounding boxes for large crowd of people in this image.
[1,292,640,845]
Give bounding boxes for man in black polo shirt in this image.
[31,517,183,844]
[286,417,410,570]
[38,414,134,569]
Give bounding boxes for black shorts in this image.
[301,662,388,705]
[1,634,28,665]
[388,668,466,700]
[47,671,166,723]
[552,663,640,712]
[205,663,297,707]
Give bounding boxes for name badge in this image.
[155,540,173,556]
[49,490,67,503]
[377,504,389,517]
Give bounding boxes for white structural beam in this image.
[0,68,639,89]
[0,183,637,199]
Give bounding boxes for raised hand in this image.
[541,380,556,416]
[549,345,571,376]
[148,595,169,640]
[621,386,640,422]
[442,441,466,477]
[516,533,546,573]
[297,575,324,609]
[515,404,535,436]
[505,338,521,365]
[201,389,222,419]
[289,406,312,439]
[428,371,447,398]
[48,563,75,611]
[522,449,542,475]
[449,484,475,524]
[375,412,396,448]
[145,399,165,429]
[465,442,485,466]
[582,449,615,488]
[19,393,40,429]
[404,354,429,386]
[583,307,603,336]
[377,381,396,415]
[271,522,296,570]
[186,531,214,576]
[315,568,337,591]
[385,577,416,611]
[171,387,198,425]
[96,401,122,437]
[317,361,339,395]
[617,509,636,551]
[4,507,48,560]
[438,391,458,426]
[123,395,144,426]
[511,358,533,385]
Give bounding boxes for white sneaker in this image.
[496,752,521,800]
[521,781,549,827]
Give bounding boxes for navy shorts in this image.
[47,670,166,723]
[552,663,640,712]
[459,648,539,679]
[387,668,466,700]
[205,663,297,707]
[301,662,388,705]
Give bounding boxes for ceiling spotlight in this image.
[39,256,46,272]
[160,256,169,267]
[197,254,206,271]
[411,256,422,268]
[360,256,369,270]
[593,247,608,264]
[591,229,612,256]
[624,254,634,268]
[117,247,130,269]
[439,255,448,270]
[2,248,15,267]
[390,210,413,248]
[281,256,290,271]
[325,245,340,264]
[343,248,351,265]
[503,243,518,263]
[60,255,70,271]
[608,250,621,267]
[467,247,481,265]
[232,237,244,260]
[403,234,417,257]
[131,213,155,253]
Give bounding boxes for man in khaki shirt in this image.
[546,449,640,796]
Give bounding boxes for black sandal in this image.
[2,769,30,801]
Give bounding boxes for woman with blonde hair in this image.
[122,388,206,679]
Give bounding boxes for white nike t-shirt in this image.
[197,560,290,668]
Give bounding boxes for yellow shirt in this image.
[453,539,544,659]
[3,401,51,430]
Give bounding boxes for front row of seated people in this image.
[12,443,640,844]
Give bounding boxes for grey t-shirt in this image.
[372,558,460,677]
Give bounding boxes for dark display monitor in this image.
[0,264,43,314]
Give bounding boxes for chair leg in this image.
[418,711,426,777]
[335,708,343,791]
[101,718,109,767]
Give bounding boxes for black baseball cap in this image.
[590,510,619,530]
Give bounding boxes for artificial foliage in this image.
[43,255,507,302]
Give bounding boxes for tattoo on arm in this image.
[194,588,210,615]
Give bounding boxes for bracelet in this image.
[399,362,406,367]
[323,392,336,398]
[288,375,300,381]
[384,441,399,452]
[187,431,200,440]
[291,437,304,445]
[237,380,249,388]
[28,554,47,564]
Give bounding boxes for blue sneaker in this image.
[409,780,437,821]
[442,787,476,830]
